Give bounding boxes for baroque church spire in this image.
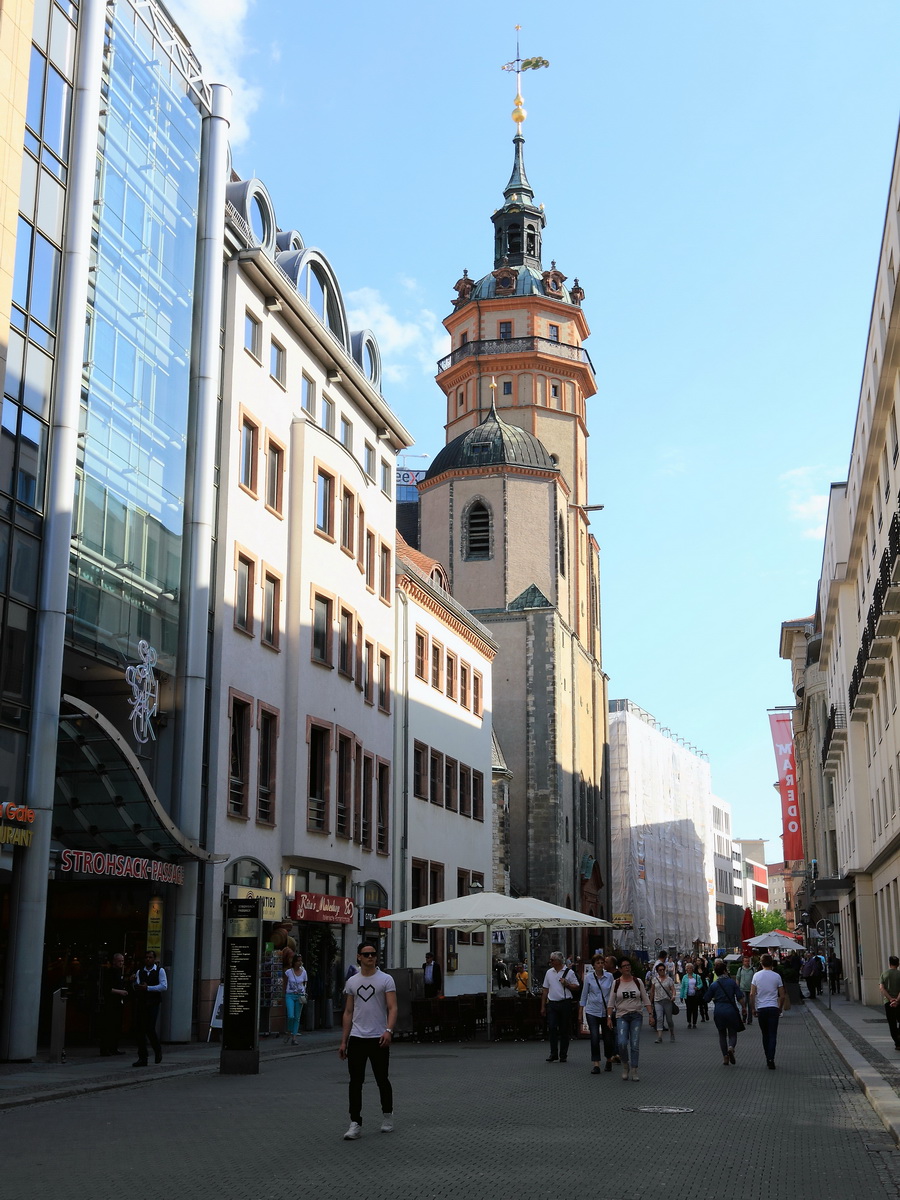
[493,34,548,269]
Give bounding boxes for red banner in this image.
[769,713,803,859]
[289,891,354,924]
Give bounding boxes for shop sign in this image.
[611,913,633,929]
[290,891,354,924]
[228,884,282,920]
[0,802,37,847]
[59,849,185,885]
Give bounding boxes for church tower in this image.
[418,58,609,949]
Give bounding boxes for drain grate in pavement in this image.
[625,1106,694,1114]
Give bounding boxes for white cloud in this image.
[346,287,450,385]
[779,466,833,540]
[167,0,260,144]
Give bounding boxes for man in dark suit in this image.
[132,950,167,1066]
[423,952,442,998]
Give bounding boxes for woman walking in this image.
[706,961,747,1065]
[578,953,615,1073]
[696,958,712,1022]
[607,958,654,1081]
[649,961,677,1042]
[284,953,308,1045]
[680,961,702,1029]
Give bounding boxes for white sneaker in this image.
[343,1122,362,1140]
[622,1066,630,1080]
[380,1113,394,1133]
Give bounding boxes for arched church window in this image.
[508,223,522,254]
[558,514,566,578]
[465,500,491,560]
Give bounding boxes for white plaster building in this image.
[734,839,770,913]
[392,536,497,994]
[200,179,412,1029]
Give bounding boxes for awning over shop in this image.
[53,694,224,863]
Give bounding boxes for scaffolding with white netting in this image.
[609,701,716,954]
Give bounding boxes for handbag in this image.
[671,1002,680,1015]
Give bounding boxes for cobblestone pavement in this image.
[5,1009,900,1200]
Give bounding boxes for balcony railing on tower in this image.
[436,335,594,374]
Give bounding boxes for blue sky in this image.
[172,0,900,859]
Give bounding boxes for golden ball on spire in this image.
[512,98,527,125]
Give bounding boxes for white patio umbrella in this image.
[379,891,612,1032]
[746,932,804,951]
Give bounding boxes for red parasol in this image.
[740,907,756,954]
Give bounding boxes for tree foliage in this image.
[753,909,786,936]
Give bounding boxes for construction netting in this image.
[609,703,715,953]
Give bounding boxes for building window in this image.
[377,762,390,852]
[339,607,354,676]
[415,629,428,680]
[235,553,254,633]
[270,339,285,384]
[459,764,471,817]
[460,330,469,345]
[307,724,330,831]
[378,650,390,712]
[411,860,428,940]
[499,321,512,340]
[460,663,470,709]
[244,310,261,358]
[379,544,392,602]
[364,442,375,478]
[430,749,444,806]
[229,696,251,817]
[257,708,277,824]
[457,870,471,944]
[362,754,374,849]
[341,487,355,553]
[262,572,280,647]
[340,416,353,451]
[381,458,392,497]
[312,594,333,664]
[551,383,560,400]
[322,394,335,434]
[473,672,483,717]
[239,417,258,493]
[473,770,484,821]
[364,639,375,703]
[502,381,512,395]
[464,500,490,559]
[414,741,428,799]
[445,652,456,700]
[445,758,458,812]
[548,323,560,342]
[558,513,566,577]
[315,468,334,536]
[302,374,315,417]
[430,862,444,907]
[265,439,284,514]
[365,531,376,590]
[336,733,352,838]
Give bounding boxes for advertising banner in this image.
[769,713,803,859]
[290,892,354,923]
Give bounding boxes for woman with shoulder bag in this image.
[649,961,677,1043]
[606,958,654,1081]
[705,961,747,1065]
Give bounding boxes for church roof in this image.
[507,584,553,611]
[424,405,558,480]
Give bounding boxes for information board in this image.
[220,897,261,1073]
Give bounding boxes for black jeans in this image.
[546,999,572,1059]
[134,999,161,1062]
[585,1013,614,1061]
[347,1036,392,1123]
[756,1007,780,1062]
[684,995,701,1027]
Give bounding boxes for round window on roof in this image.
[363,343,375,380]
[250,195,268,244]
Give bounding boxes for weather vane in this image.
[501,25,549,130]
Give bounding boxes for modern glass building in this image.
[0,0,229,1059]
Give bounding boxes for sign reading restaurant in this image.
[59,849,185,885]
[289,892,354,924]
[0,801,37,847]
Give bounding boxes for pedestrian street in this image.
[4,1004,900,1200]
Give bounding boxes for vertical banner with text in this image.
[220,896,261,1074]
[769,713,803,859]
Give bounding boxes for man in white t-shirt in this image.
[339,942,398,1140]
[749,953,785,1070]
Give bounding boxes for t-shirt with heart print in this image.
[344,969,397,1039]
